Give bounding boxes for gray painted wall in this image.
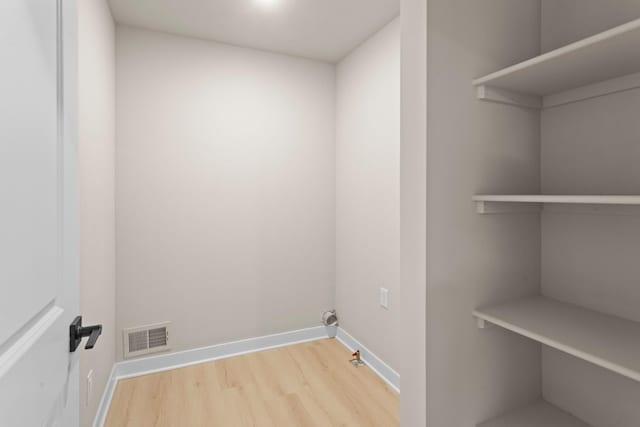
[78,0,116,425]
[115,27,336,361]
[540,4,640,425]
[426,1,542,425]
[541,0,640,52]
[336,17,401,373]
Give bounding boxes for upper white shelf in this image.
[478,399,591,427]
[473,18,640,100]
[474,296,640,383]
[473,195,640,214]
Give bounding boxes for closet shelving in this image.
[472,15,640,427]
[474,296,640,382]
[478,399,591,427]
[473,17,640,108]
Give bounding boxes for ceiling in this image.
[108,0,400,62]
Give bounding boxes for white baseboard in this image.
[93,325,399,426]
[335,328,400,393]
[114,325,330,380]
[92,364,118,427]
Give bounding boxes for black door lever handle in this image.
[85,325,103,350]
[70,316,103,352]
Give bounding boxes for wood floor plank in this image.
[105,338,399,427]
[284,346,363,426]
[315,340,399,422]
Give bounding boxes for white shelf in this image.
[478,400,591,427]
[473,195,640,213]
[474,194,640,204]
[473,18,640,106]
[473,296,640,382]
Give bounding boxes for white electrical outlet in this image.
[380,287,389,309]
[86,369,93,406]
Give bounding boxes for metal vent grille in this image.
[128,330,149,353]
[148,327,168,348]
[123,322,171,359]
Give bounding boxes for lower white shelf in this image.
[473,296,640,382]
[478,399,591,427]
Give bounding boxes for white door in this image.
[0,0,80,426]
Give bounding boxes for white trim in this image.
[114,326,329,380]
[92,365,117,427]
[92,325,400,426]
[335,328,400,393]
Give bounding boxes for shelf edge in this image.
[472,308,640,383]
[473,195,640,204]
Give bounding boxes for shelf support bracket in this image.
[476,317,494,329]
[476,85,542,109]
[477,318,486,329]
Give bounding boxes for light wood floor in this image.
[105,339,399,427]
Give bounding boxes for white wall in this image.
[540,3,640,426]
[78,0,116,425]
[336,18,401,372]
[426,1,542,425]
[400,0,427,424]
[115,27,336,360]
